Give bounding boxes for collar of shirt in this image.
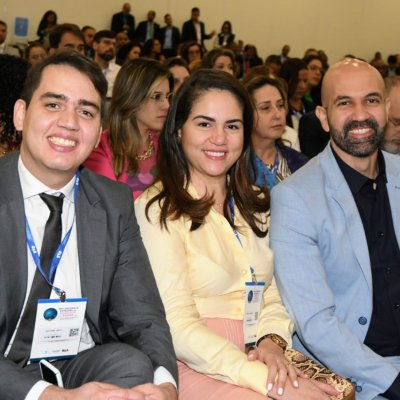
[18,156,76,203]
[331,144,387,195]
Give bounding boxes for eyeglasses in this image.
[389,118,400,127]
[149,92,173,104]
[308,65,323,73]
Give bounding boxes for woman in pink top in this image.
[85,58,173,199]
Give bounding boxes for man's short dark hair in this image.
[21,50,107,117]
[191,7,200,13]
[49,23,84,49]
[0,20,6,28]
[82,25,95,33]
[93,30,116,43]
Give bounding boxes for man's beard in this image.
[329,118,385,157]
[99,52,114,62]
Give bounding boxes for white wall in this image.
[2,0,399,64]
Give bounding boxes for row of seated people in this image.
[0,48,359,400]
[1,29,400,400]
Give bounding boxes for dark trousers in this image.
[25,343,154,389]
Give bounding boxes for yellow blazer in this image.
[135,183,294,395]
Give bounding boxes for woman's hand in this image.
[268,377,341,400]
[247,338,305,395]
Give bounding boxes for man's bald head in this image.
[321,58,385,107]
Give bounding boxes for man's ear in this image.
[14,99,27,131]
[315,106,330,133]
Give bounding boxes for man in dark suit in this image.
[111,2,135,40]
[134,10,160,44]
[181,7,215,49]
[0,50,177,400]
[159,14,180,59]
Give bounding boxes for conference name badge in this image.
[244,282,265,347]
[30,298,87,362]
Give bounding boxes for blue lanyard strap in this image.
[229,196,257,283]
[270,147,280,179]
[25,171,80,300]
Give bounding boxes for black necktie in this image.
[7,193,64,366]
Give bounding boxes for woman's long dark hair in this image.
[145,69,269,237]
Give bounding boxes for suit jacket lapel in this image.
[321,146,373,290]
[384,153,400,244]
[0,153,28,350]
[76,170,106,340]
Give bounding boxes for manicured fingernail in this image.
[294,380,299,388]
[278,387,283,395]
[267,383,273,392]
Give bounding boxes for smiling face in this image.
[14,65,102,189]
[252,84,286,144]
[180,89,244,189]
[317,60,388,160]
[136,78,171,135]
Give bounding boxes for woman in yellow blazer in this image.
[135,70,338,399]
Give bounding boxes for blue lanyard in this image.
[270,147,280,179]
[25,171,80,300]
[228,196,257,283]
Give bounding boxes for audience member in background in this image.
[24,41,47,67]
[166,57,190,94]
[160,14,180,58]
[244,75,307,190]
[111,2,135,40]
[303,48,318,58]
[265,55,282,78]
[116,41,142,65]
[181,7,216,49]
[242,44,263,77]
[383,76,400,154]
[81,25,96,59]
[49,23,85,55]
[92,30,120,99]
[318,49,329,72]
[36,10,57,44]
[279,44,290,63]
[135,69,341,400]
[215,20,235,48]
[201,48,236,76]
[371,58,388,78]
[135,10,160,43]
[0,21,20,57]
[303,55,323,105]
[387,55,399,77]
[142,38,165,62]
[280,58,315,131]
[181,41,203,71]
[0,55,28,155]
[85,58,173,199]
[115,31,130,50]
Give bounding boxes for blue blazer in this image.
[270,144,400,399]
